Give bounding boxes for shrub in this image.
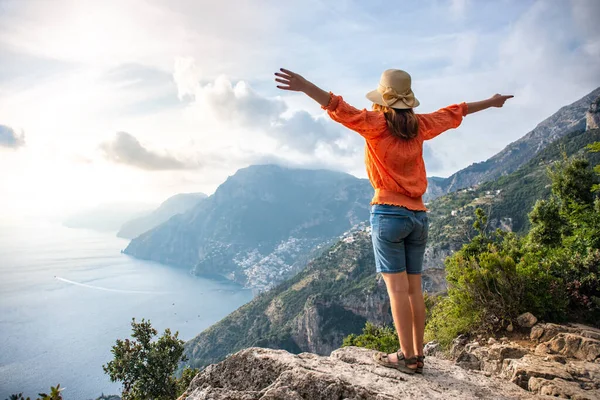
[103,318,194,400]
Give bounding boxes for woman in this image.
[274,68,513,374]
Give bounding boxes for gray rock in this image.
[450,334,470,359]
[528,377,599,400]
[516,313,537,328]
[456,350,481,371]
[501,354,574,389]
[535,333,600,362]
[181,346,537,399]
[423,340,441,356]
[586,95,600,131]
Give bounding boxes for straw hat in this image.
[366,69,420,109]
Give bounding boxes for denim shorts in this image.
[370,204,429,274]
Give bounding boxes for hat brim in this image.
[365,89,420,109]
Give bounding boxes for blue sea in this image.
[0,221,255,400]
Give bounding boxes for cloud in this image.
[173,60,356,157]
[0,125,25,148]
[99,131,199,170]
[449,0,470,20]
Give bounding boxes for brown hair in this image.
[372,103,419,140]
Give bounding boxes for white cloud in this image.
[99,131,200,170]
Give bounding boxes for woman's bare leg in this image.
[381,272,416,365]
[407,274,425,356]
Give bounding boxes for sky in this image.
[0,0,599,220]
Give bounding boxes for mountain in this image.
[117,192,207,239]
[123,165,373,290]
[183,229,446,370]
[63,202,156,233]
[423,127,600,270]
[425,87,600,201]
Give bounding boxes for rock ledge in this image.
[180,346,537,399]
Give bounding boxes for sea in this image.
[0,220,255,399]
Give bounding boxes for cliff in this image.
[178,346,537,399]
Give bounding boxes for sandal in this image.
[416,355,425,374]
[373,350,418,374]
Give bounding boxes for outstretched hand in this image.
[273,67,331,107]
[274,68,310,92]
[489,94,514,108]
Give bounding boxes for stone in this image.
[465,342,481,352]
[530,323,600,344]
[499,337,509,343]
[488,337,497,345]
[470,344,529,375]
[536,333,600,362]
[180,346,537,399]
[516,313,538,328]
[507,323,514,332]
[423,340,441,357]
[501,354,573,389]
[528,377,600,400]
[456,350,481,371]
[450,334,470,359]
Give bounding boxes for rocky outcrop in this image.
[452,322,600,399]
[180,346,537,400]
[586,96,600,131]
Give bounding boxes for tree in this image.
[6,385,63,400]
[103,318,187,400]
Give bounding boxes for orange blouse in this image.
[322,93,468,211]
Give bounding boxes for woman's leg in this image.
[381,271,416,366]
[404,211,428,359]
[407,274,425,356]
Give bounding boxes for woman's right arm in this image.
[421,94,514,140]
[466,94,514,114]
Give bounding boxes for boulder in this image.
[450,334,470,359]
[516,313,538,328]
[470,343,529,374]
[180,346,537,399]
[528,377,599,400]
[456,350,481,371]
[423,340,442,357]
[501,354,574,389]
[535,333,600,362]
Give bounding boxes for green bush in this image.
[6,385,64,400]
[341,321,398,353]
[103,318,197,400]
[425,146,600,348]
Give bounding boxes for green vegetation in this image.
[427,129,600,254]
[6,385,64,400]
[342,292,441,353]
[103,318,198,400]
[425,145,600,347]
[342,322,398,353]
